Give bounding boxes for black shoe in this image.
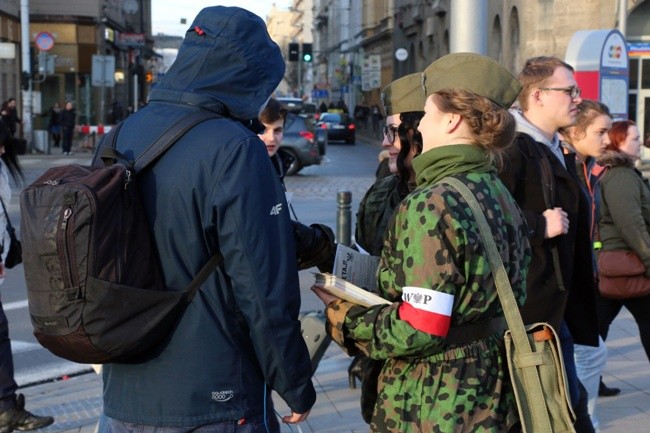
[599,379,621,397]
[0,394,54,433]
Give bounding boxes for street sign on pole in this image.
[38,51,56,75]
[91,55,115,87]
[361,54,381,91]
[34,31,55,51]
[92,54,115,124]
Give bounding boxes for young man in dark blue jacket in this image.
[99,7,316,433]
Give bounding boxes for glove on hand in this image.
[291,221,335,271]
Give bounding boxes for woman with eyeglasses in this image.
[347,73,424,424]
[355,74,424,258]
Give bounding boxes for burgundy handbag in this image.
[598,250,650,299]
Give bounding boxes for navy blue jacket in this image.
[101,6,316,426]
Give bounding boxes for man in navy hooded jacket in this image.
[99,7,316,432]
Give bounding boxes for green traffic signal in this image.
[302,43,313,63]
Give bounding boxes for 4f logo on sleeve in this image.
[270,203,283,215]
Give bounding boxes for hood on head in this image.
[597,150,636,168]
[149,6,285,120]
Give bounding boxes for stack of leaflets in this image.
[313,272,390,307]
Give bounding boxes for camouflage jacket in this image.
[326,145,530,432]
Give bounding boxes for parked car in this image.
[277,97,317,120]
[316,112,356,144]
[277,97,304,113]
[280,112,326,175]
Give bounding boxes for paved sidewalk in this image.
[17,307,650,433]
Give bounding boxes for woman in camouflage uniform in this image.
[314,53,531,432]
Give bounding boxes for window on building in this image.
[630,58,639,89]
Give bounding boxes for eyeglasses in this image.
[383,125,399,144]
[538,86,582,99]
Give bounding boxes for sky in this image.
[152,1,292,37]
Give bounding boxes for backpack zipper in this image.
[116,169,131,283]
[59,207,78,289]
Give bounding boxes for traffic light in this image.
[302,43,313,62]
[288,42,299,62]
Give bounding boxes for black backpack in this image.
[20,110,221,364]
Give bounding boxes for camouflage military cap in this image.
[422,52,522,108]
[381,73,425,116]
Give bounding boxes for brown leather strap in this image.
[533,326,553,342]
[446,316,506,346]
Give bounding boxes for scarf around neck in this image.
[413,144,494,187]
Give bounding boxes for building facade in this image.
[0,1,24,121]
[0,0,154,142]
[311,0,394,112]
[266,0,315,99]
[307,0,650,143]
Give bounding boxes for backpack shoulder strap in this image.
[91,123,125,167]
[93,110,220,171]
[133,110,220,172]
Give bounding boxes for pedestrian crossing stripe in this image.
[12,340,42,354]
[4,299,28,311]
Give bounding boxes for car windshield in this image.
[320,113,341,122]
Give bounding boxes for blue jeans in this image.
[575,337,607,431]
[560,321,595,433]
[0,299,17,412]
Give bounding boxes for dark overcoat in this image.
[499,133,599,346]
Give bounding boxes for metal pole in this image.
[100,57,106,125]
[133,74,139,112]
[20,0,33,149]
[618,0,627,35]
[450,0,487,55]
[298,49,303,98]
[336,191,352,246]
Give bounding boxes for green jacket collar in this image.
[413,144,494,186]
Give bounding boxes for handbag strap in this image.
[440,176,554,431]
[0,196,14,231]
